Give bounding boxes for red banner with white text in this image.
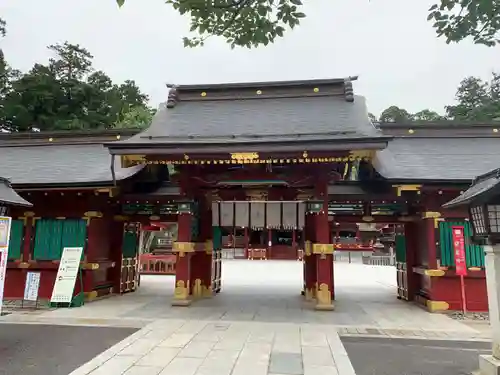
[452,226,467,276]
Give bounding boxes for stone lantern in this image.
[444,168,500,374]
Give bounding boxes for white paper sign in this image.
[0,216,12,316]
[50,247,83,304]
[23,272,41,302]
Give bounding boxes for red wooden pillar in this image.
[404,222,418,301]
[422,213,439,269]
[267,228,272,260]
[190,200,214,299]
[109,218,125,294]
[81,212,105,296]
[303,213,317,300]
[244,227,249,259]
[21,211,35,263]
[172,211,194,306]
[314,197,334,310]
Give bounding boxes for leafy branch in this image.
[115,0,500,48]
[427,0,500,46]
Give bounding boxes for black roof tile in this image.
[0,143,143,186]
[0,177,32,206]
[373,137,500,181]
[110,94,384,150]
[443,168,500,208]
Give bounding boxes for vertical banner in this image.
[0,216,12,316]
[50,247,84,304]
[452,226,468,276]
[452,226,468,313]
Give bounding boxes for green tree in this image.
[427,0,500,47]
[0,40,152,132]
[379,106,413,123]
[2,64,63,131]
[446,76,489,120]
[113,106,155,129]
[413,109,444,121]
[0,18,5,37]
[116,0,500,48]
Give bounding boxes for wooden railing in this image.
[362,255,395,266]
[139,253,176,275]
[248,248,267,260]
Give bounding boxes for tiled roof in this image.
[108,78,387,152]
[443,169,500,208]
[0,178,32,206]
[0,143,143,186]
[373,137,500,181]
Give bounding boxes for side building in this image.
[0,130,147,303]
[375,121,500,311]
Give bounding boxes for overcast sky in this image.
[1,0,499,116]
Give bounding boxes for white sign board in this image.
[0,216,12,316]
[50,247,83,304]
[23,272,41,302]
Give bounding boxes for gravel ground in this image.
[449,311,489,321]
[0,323,137,375]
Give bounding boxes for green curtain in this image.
[122,231,138,258]
[439,221,484,267]
[8,220,24,260]
[33,219,87,261]
[34,219,53,260]
[395,234,406,263]
[212,226,222,249]
[61,219,87,260]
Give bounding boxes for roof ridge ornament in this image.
[343,78,354,102]
[166,84,179,109]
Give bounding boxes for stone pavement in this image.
[69,319,355,375]
[0,260,491,374]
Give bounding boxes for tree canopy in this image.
[116,0,500,48]
[0,21,153,132]
[372,73,500,123]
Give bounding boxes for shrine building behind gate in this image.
[1,77,499,312]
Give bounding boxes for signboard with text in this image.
[23,272,41,302]
[452,226,468,276]
[0,216,12,315]
[50,247,83,304]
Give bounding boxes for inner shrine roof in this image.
[374,122,500,182]
[0,142,143,187]
[107,78,389,153]
[0,177,32,206]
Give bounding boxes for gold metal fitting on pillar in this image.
[315,283,334,311]
[19,211,36,226]
[422,211,442,228]
[304,241,312,256]
[172,280,192,306]
[205,240,213,255]
[172,241,195,257]
[192,279,203,298]
[312,243,334,257]
[83,211,103,226]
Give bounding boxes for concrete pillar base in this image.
[479,354,500,375]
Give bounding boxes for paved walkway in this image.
[1,260,491,375]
